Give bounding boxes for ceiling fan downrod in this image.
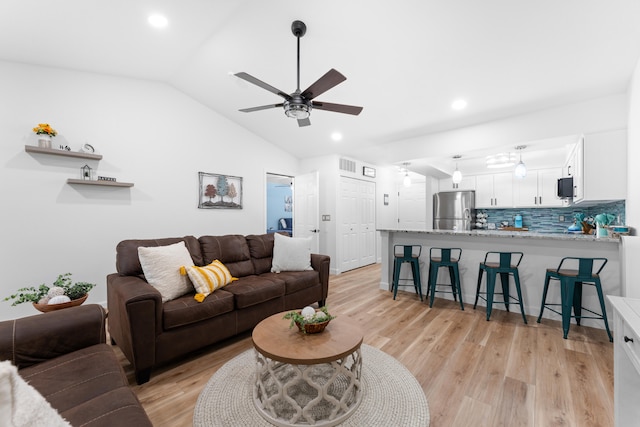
[291,20,306,92]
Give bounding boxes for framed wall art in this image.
[198,172,243,209]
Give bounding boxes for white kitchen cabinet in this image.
[514,168,563,208]
[608,296,640,427]
[475,172,513,208]
[566,130,626,205]
[438,176,476,192]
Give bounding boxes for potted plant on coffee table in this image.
[3,273,96,313]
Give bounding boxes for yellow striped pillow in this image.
[180,260,237,302]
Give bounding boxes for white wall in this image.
[627,58,640,231]
[0,61,300,320]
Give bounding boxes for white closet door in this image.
[339,177,359,272]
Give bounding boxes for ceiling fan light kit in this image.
[235,20,362,127]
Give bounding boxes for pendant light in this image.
[402,162,411,187]
[452,155,462,184]
[514,145,527,178]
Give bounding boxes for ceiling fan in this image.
[235,20,363,127]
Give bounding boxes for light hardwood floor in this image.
[113,263,614,426]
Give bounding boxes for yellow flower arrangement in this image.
[32,123,57,137]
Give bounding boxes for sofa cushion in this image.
[271,232,313,273]
[246,233,277,274]
[181,260,237,302]
[138,241,195,302]
[61,387,152,427]
[199,235,255,277]
[223,276,285,309]
[162,289,235,330]
[0,361,71,427]
[116,236,203,276]
[19,344,149,425]
[258,270,320,295]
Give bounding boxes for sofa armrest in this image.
[107,273,163,382]
[311,254,330,303]
[0,304,106,369]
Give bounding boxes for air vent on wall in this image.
[339,158,356,173]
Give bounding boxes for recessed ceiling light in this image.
[148,14,168,28]
[451,99,467,110]
[331,132,343,142]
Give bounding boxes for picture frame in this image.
[198,172,243,209]
[363,166,376,178]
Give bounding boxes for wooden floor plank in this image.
[111,263,613,427]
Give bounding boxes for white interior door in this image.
[397,180,427,230]
[339,176,376,273]
[359,180,376,266]
[294,171,319,253]
[339,177,359,272]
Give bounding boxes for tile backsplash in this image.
[477,200,625,233]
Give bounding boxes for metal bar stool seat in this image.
[537,257,612,342]
[428,247,464,310]
[474,251,527,323]
[391,245,423,301]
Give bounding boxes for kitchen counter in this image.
[377,228,620,243]
[379,228,621,329]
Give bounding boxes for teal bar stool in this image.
[474,252,527,323]
[428,247,464,310]
[537,257,612,342]
[391,245,423,301]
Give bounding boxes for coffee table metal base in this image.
[253,348,362,427]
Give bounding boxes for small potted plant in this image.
[32,123,57,148]
[3,273,95,313]
[283,305,336,334]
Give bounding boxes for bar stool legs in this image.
[391,245,423,301]
[537,257,612,342]
[474,252,527,323]
[428,248,464,310]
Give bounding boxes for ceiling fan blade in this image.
[312,101,363,116]
[239,103,283,113]
[235,72,291,100]
[297,117,311,127]
[300,69,346,100]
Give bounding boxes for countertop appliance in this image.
[433,191,475,231]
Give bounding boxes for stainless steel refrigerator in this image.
[433,191,475,231]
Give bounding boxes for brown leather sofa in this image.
[0,304,152,426]
[107,232,330,384]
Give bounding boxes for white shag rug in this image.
[193,344,430,426]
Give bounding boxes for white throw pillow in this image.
[0,361,71,427]
[138,241,195,302]
[271,232,313,273]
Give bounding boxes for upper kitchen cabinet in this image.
[514,168,564,208]
[565,129,627,205]
[476,172,513,208]
[438,175,476,192]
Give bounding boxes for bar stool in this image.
[428,248,464,310]
[391,245,423,301]
[537,257,612,342]
[474,252,527,323]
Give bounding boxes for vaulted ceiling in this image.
[3,1,640,176]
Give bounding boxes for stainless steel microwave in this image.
[557,177,574,198]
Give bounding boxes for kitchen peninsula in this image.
[379,228,621,329]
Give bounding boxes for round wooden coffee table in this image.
[252,312,364,427]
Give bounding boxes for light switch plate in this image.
[322,215,331,221]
